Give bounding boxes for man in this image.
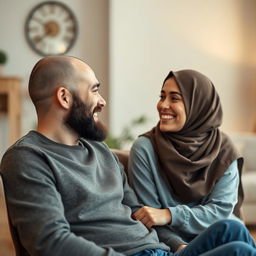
[0,56,255,256]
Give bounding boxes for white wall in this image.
[109,0,256,140]
[0,0,109,155]
[1,0,256,154]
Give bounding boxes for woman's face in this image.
[157,77,186,132]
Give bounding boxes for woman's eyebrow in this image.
[160,90,182,96]
[170,91,182,96]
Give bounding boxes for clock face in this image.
[25,1,78,56]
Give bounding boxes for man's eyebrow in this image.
[91,83,100,89]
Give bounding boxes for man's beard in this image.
[65,93,107,141]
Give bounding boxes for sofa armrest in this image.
[111,149,130,174]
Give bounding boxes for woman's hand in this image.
[132,206,172,228]
[176,244,187,251]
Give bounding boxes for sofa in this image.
[229,132,256,225]
[113,132,256,226]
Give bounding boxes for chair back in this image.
[0,174,30,256]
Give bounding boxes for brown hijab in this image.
[143,70,243,217]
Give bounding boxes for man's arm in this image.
[112,152,143,213]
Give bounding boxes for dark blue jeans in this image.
[133,219,256,256]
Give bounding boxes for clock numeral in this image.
[39,6,47,16]
[33,35,45,44]
[49,4,56,14]
[66,26,75,33]
[57,7,64,16]
[63,36,72,43]
[37,41,47,52]
[64,15,72,23]
[28,26,39,33]
[32,16,44,25]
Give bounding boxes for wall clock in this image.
[25,1,78,56]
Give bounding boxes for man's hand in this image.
[132,206,172,228]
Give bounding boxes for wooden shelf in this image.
[0,77,22,146]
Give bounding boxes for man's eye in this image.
[159,95,165,100]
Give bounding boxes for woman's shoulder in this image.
[130,136,157,160]
[132,136,153,151]
[130,136,159,170]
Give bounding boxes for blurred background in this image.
[0,0,256,254]
[0,0,256,155]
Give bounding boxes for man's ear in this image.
[56,87,72,109]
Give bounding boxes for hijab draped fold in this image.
[143,70,243,217]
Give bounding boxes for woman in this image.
[128,69,244,252]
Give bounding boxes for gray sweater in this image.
[0,131,169,256]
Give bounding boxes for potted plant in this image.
[105,115,148,149]
[0,50,8,76]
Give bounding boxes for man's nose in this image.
[98,94,106,107]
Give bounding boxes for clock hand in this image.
[34,22,55,44]
[34,34,47,44]
[34,26,54,44]
[45,21,60,37]
[32,17,44,26]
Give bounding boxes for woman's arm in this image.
[128,137,239,236]
[169,160,239,234]
[128,137,188,251]
[128,137,163,208]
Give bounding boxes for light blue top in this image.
[128,136,240,251]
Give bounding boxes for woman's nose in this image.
[161,98,171,109]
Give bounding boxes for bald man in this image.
[1,56,256,256]
[0,56,169,256]
[29,56,107,144]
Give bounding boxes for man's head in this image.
[28,56,107,141]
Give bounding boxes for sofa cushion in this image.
[229,132,256,173]
[111,149,129,174]
[242,136,256,172]
[242,172,256,203]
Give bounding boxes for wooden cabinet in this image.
[0,77,22,146]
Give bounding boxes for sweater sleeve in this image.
[112,152,143,213]
[169,160,239,234]
[128,138,187,251]
[0,147,124,256]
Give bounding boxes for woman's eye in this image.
[159,95,165,100]
[171,96,180,102]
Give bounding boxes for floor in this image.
[0,180,256,256]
